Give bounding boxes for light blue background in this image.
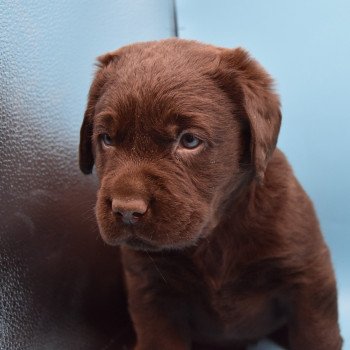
[177,1,350,348]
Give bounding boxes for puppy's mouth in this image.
[122,236,160,251]
[99,223,204,252]
[98,223,161,251]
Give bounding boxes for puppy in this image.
[79,39,342,349]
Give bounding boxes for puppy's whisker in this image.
[146,251,168,285]
[74,202,97,223]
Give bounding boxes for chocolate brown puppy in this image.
[79,39,342,349]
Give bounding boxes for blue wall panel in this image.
[177,1,350,348]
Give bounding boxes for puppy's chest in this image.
[189,259,286,340]
[199,265,257,319]
[202,276,269,322]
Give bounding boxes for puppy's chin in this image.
[96,232,161,251]
[97,224,204,252]
[122,236,160,251]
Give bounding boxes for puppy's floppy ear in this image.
[216,48,281,181]
[79,52,119,174]
[96,51,117,67]
[79,108,95,174]
[79,71,105,174]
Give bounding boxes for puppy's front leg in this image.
[128,289,191,350]
[123,259,191,350]
[288,255,342,349]
[130,305,191,350]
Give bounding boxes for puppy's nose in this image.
[112,198,148,225]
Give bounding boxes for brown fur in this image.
[79,38,342,349]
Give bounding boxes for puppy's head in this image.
[79,39,281,251]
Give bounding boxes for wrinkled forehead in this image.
[95,62,234,130]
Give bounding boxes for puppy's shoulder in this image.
[264,148,312,207]
[266,148,293,178]
[263,148,322,243]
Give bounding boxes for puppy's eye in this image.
[180,133,201,149]
[101,133,113,147]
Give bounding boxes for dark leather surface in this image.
[0,1,175,349]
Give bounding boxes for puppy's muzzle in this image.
[111,197,149,225]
